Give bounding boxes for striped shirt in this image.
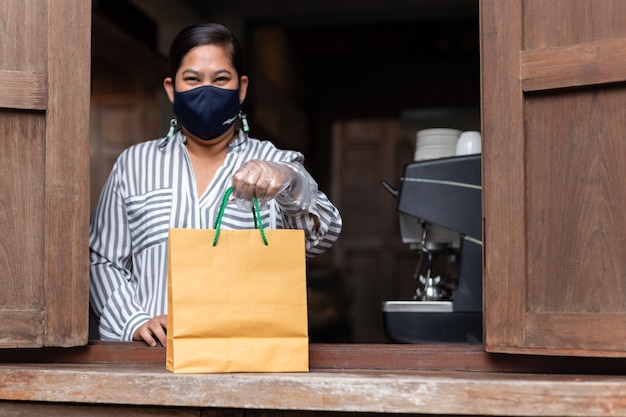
[89,130,342,341]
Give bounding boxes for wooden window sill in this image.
[1,360,626,415]
[2,343,626,415]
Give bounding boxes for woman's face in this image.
[164,44,248,104]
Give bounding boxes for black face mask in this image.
[173,85,240,140]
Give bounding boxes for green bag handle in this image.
[213,186,268,246]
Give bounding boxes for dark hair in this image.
[168,23,245,81]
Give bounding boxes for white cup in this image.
[455,131,481,155]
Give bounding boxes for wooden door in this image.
[0,0,91,347]
[482,0,626,356]
[331,120,415,342]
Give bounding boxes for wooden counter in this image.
[2,362,626,416]
[2,344,626,416]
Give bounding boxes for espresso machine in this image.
[381,154,482,343]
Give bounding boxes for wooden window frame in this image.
[6,1,626,374]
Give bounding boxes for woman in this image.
[89,23,342,347]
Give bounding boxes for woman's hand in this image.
[133,315,167,347]
[232,160,318,213]
[232,160,295,206]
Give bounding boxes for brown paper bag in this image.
[166,187,309,373]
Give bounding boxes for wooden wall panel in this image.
[0,0,90,347]
[0,112,45,307]
[0,0,47,72]
[525,87,626,315]
[523,0,626,47]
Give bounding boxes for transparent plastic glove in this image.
[231,160,318,213]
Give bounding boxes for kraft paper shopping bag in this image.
[166,187,309,373]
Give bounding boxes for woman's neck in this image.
[183,128,235,196]
[183,128,234,160]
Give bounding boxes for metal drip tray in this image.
[382,300,482,344]
[383,300,454,313]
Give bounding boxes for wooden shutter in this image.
[0,0,91,347]
[482,0,626,356]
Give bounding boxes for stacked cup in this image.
[455,131,481,156]
[414,128,461,161]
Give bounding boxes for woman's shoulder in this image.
[108,137,173,182]
[122,137,164,155]
[115,137,168,164]
[107,136,178,195]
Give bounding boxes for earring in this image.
[166,118,178,139]
[239,112,249,134]
[159,118,178,150]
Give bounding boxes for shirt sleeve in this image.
[282,188,343,259]
[89,162,151,341]
[273,160,342,258]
